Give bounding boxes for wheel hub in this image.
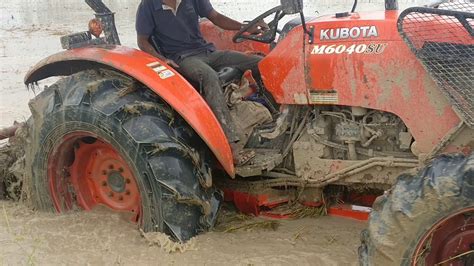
[47,133,141,222]
[107,171,126,193]
[413,208,474,266]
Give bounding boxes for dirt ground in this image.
[0,0,428,265]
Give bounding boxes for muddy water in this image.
[0,201,366,265]
[1,0,428,264]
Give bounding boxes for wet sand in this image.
[0,201,366,265]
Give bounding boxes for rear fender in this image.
[24,45,235,177]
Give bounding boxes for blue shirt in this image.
[136,0,216,62]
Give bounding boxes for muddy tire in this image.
[26,69,221,242]
[359,153,474,265]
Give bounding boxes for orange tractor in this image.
[5,0,472,264]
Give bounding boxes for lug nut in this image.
[102,170,107,175]
[118,196,124,201]
[102,181,107,187]
[109,164,114,170]
[119,167,124,173]
[108,192,114,198]
[126,179,131,184]
[125,190,131,195]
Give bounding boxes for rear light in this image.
[88,18,103,38]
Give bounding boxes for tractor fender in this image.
[24,45,235,177]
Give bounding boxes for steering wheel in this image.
[232,6,285,44]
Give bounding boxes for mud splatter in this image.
[365,61,417,104]
[140,230,198,253]
[422,75,450,116]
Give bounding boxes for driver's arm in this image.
[137,35,179,68]
[136,2,179,67]
[137,35,161,59]
[207,10,243,31]
[207,10,269,34]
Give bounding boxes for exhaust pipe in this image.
[385,0,399,10]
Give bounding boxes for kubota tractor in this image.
[13,0,473,264]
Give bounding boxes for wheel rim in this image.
[48,132,141,222]
[412,207,474,265]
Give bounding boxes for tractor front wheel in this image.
[359,153,474,265]
[26,69,221,242]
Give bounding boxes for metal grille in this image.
[438,0,474,11]
[398,1,474,127]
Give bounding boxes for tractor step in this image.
[235,149,283,177]
[222,188,291,218]
[328,204,371,221]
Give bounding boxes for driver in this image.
[136,0,268,165]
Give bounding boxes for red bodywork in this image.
[302,11,463,154]
[200,20,271,55]
[25,10,467,179]
[206,11,463,155]
[24,46,235,177]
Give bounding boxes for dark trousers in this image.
[178,50,261,143]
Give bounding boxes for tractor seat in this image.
[217,67,241,85]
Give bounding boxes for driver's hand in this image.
[157,54,179,68]
[165,59,180,69]
[246,20,269,34]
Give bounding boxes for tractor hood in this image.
[306,10,402,43]
[258,8,462,155]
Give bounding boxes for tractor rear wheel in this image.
[26,69,221,242]
[359,153,474,265]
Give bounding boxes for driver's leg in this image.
[208,51,262,78]
[178,55,240,143]
[208,50,277,114]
